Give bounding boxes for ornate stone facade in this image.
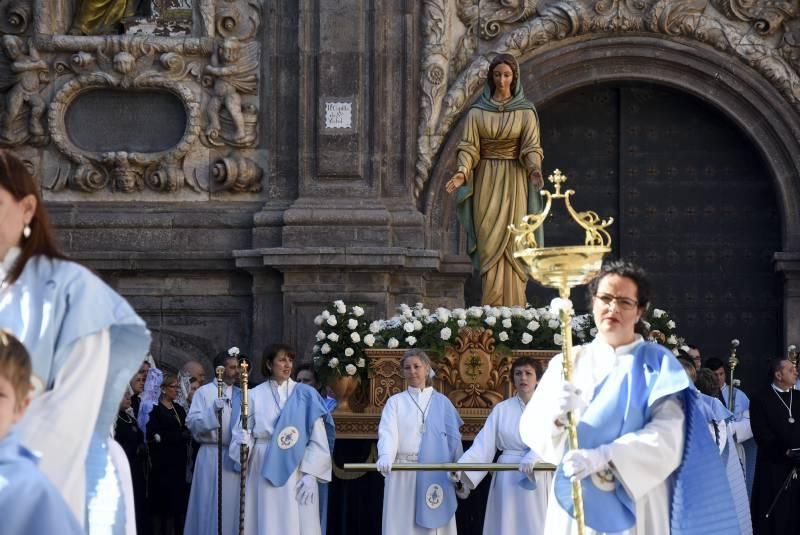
[2,0,799,376]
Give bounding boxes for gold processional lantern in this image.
[508,169,614,535]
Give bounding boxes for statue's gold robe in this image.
[71,0,136,35]
[455,106,543,306]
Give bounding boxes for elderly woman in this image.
[231,344,333,535]
[0,149,150,534]
[377,349,465,535]
[452,356,549,534]
[520,260,739,534]
[147,372,191,535]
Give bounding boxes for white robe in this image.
[378,387,459,535]
[185,381,240,535]
[15,329,109,528]
[230,379,331,535]
[520,336,685,535]
[459,396,550,535]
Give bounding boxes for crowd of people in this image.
[1,143,800,535]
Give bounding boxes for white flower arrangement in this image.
[313,300,687,382]
[228,346,240,357]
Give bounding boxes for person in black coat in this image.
[114,390,151,535]
[147,372,191,535]
[750,357,800,535]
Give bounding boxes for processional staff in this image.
[215,366,225,535]
[509,169,614,535]
[727,339,740,413]
[238,360,250,535]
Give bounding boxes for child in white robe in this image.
[0,330,82,535]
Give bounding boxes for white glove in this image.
[557,382,587,420]
[376,456,393,477]
[561,446,611,481]
[295,474,318,505]
[232,428,252,450]
[213,398,227,410]
[519,451,537,476]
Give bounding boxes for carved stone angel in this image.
[204,38,259,146]
[0,36,48,146]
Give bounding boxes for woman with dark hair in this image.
[230,344,333,535]
[146,373,191,535]
[520,259,739,534]
[0,149,151,533]
[453,356,549,534]
[377,349,465,535]
[445,53,544,306]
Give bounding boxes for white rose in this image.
[356,358,366,368]
[521,332,533,344]
[667,320,675,329]
[314,315,323,326]
[498,331,509,341]
[228,346,240,357]
[406,336,417,346]
[328,357,339,368]
[348,318,359,330]
[549,297,575,317]
[667,335,678,345]
[540,310,552,321]
[336,305,347,314]
[440,327,452,340]
[352,306,365,317]
[457,319,466,328]
[413,320,423,331]
[500,307,512,318]
[345,364,357,376]
[522,310,533,320]
[590,328,598,337]
[502,318,512,329]
[652,309,665,318]
[436,308,451,322]
[402,309,413,319]
[316,330,326,341]
[485,316,497,326]
[321,343,331,355]
[333,299,345,308]
[369,321,383,334]
[350,332,361,343]
[327,316,337,327]
[313,345,320,353]
[553,333,563,345]
[403,322,415,333]
[344,347,354,357]
[453,308,467,320]
[420,308,430,318]
[468,307,483,318]
[548,319,560,330]
[527,320,540,332]
[364,334,375,347]
[387,337,399,349]
[321,310,330,319]
[327,332,339,342]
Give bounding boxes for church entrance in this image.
[523,83,783,386]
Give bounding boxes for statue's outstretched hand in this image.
[445,172,466,194]
[529,167,544,191]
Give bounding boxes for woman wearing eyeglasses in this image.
[520,260,740,535]
[147,373,191,535]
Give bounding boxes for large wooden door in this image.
[528,83,782,386]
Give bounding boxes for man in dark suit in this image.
[751,357,800,534]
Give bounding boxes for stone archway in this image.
[424,35,800,361]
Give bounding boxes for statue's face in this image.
[491,63,514,95]
[3,38,20,60]
[220,43,240,63]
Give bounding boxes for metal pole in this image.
[343,462,557,472]
[215,366,225,535]
[238,361,250,535]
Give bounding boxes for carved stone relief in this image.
[0,0,263,196]
[416,0,800,203]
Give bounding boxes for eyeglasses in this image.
[594,293,639,311]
